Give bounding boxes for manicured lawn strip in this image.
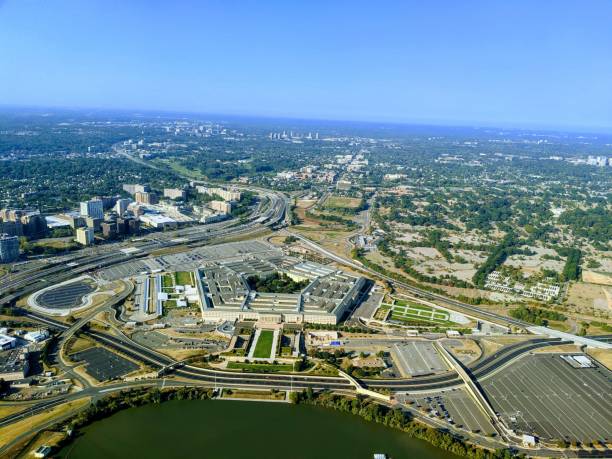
[227,362,292,373]
[162,274,174,288]
[175,271,194,286]
[390,311,453,325]
[393,300,432,311]
[253,330,275,358]
[164,299,177,308]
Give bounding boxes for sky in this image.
[1,0,611,131]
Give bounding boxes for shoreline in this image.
[19,387,517,459]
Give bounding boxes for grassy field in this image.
[227,362,292,373]
[253,330,275,358]
[174,271,194,286]
[162,274,174,288]
[324,195,362,209]
[164,299,177,309]
[380,299,454,326]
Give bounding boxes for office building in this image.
[93,195,119,210]
[101,222,117,239]
[195,186,241,202]
[209,200,233,213]
[85,217,102,232]
[0,234,20,263]
[0,209,47,237]
[164,188,186,200]
[80,199,104,219]
[127,218,140,234]
[0,220,23,237]
[123,184,150,195]
[76,227,95,246]
[114,198,131,215]
[135,191,158,205]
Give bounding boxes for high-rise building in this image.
[122,184,150,195]
[0,234,20,263]
[101,222,117,239]
[135,191,158,205]
[93,195,119,210]
[80,199,104,219]
[114,198,131,215]
[0,209,47,237]
[85,217,102,232]
[127,218,140,234]
[76,227,94,246]
[0,221,23,237]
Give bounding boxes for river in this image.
[57,399,459,459]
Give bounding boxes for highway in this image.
[23,310,565,393]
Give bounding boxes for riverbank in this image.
[14,387,518,459]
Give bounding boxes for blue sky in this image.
[1,0,611,130]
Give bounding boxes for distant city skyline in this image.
[1,1,611,132]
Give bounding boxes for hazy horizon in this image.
[1,0,611,133]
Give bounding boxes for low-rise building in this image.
[139,213,178,229]
[164,188,186,200]
[0,348,29,381]
[24,329,49,343]
[0,333,17,350]
[209,200,233,213]
[196,186,241,202]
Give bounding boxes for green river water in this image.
[56,399,459,459]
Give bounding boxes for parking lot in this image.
[37,279,96,309]
[392,341,449,377]
[399,388,497,436]
[98,260,148,281]
[72,347,139,381]
[481,353,612,442]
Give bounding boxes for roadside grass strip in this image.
[227,362,292,373]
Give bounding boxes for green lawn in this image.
[390,312,453,326]
[227,362,292,373]
[253,330,275,359]
[394,299,432,311]
[175,271,194,286]
[162,274,174,288]
[164,299,177,308]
